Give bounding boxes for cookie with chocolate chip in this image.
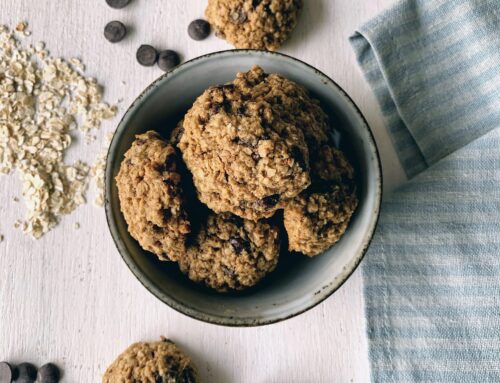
[179,65,332,221]
[116,131,191,261]
[103,337,199,383]
[206,0,302,50]
[284,145,358,256]
[178,212,280,291]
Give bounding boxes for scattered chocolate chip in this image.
[188,19,211,41]
[105,0,130,8]
[37,363,60,383]
[252,0,263,7]
[291,146,307,170]
[104,21,127,43]
[251,152,260,162]
[16,363,37,383]
[157,50,180,72]
[230,8,247,24]
[0,362,15,383]
[262,194,280,207]
[136,45,158,67]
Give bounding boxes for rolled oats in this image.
[0,24,117,238]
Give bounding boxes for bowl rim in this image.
[105,49,383,327]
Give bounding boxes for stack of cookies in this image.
[116,66,358,292]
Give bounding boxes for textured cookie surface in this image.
[206,0,302,50]
[103,337,198,383]
[284,145,358,256]
[116,131,191,261]
[178,212,280,291]
[179,66,331,221]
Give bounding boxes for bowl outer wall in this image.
[105,50,383,327]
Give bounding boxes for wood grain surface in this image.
[0,1,404,382]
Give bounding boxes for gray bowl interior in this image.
[105,51,382,326]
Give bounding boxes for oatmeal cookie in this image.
[179,66,331,221]
[103,337,199,383]
[206,0,302,50]
[178,212,280,291]
[284,146,358,256]
[116,131,191,261]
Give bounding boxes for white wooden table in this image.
[0,1,405,382]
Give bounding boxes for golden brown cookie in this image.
[206,0,302,50]
[179,66,332,221]
[116,131,191,261]
[284,146,358,256]
[103,337,199,383]
[178,212,280,291]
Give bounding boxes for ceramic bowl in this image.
[105,50,382,326]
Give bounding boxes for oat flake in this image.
[0,24,117,239]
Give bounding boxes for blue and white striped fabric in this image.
[350,0,500,381]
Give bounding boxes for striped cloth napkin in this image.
[350,0,500,381]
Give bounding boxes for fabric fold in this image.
[350,0,500,178]
[350,0,500,381]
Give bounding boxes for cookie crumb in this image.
[74,223,80,230]
[0,235,4,242]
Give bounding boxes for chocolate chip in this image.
[37,363,60,383]
[237,106,246,115]
[230,8,247,24]
[157,50,180,72]
[188,19,211,41]
[227,214,244,227]
[262,194,280,207]
[104,21,127,43]
[0,362,15,383]
[222,99,232,113]
[230,237,250,254]
[163,209,172,221]
[136,45,158,67]
[105,0,130,9]
[252,152,260,162]
[152,224,163,233]
[291,146,307,170]
[221,265,237,278]
[252,0,263,7]
[16,363,37,383]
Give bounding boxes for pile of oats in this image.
[0,23,117,239]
